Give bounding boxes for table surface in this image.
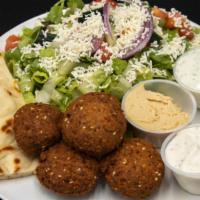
[0,0,200,36]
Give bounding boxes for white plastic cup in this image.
[174,48,200,108]
[161,125,200,195]
[121,79,197,147]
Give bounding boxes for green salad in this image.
[4,0,200,111]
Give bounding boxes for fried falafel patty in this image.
[101,138,164,199]
[36,143,99,196]
[61,92,127,158]
[14,103,61,156]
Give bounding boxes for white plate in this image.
[0,14,200,200]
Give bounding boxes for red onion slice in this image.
[103,0,153,59]
[91,37,103,54]
[103,2,115,46]
[119,14,153,59]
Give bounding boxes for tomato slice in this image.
[152,6,168,20]
[100,46,112,62]
[101,52,112,62]
[107,0,118,9]
[5,35,20,51]
[165,10,194,40]
[179,28,194,40]
[165,17,175,29]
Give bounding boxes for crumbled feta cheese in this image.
[124,66,137,83]
[39,57,58,75]
[158,37,186,60]
[168,8,183,28]
[110,1,150,57]
[17,0,191,97]
[86,0,106,11]
[152,68,168,77]
[150,41,159,48]
[21,42,50,56]
[53,11,104,63]
[153,16,164,37]
[21,44,42,56]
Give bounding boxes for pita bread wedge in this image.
[0,55,38,179]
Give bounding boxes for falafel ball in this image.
[14,103,61,156]
[101,138,164,199]
[36,143,99,196]
[61,92,127,158]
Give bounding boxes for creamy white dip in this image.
[166,125,200,173]
[175,48,200,91]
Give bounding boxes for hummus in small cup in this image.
[121,80,197,147]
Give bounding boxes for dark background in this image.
[0,0,200,36]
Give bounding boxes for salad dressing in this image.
[166,126,200,173]
[175,48,200,91]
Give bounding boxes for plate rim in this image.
[0,10,200,200]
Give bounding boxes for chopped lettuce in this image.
[99,77,112,89]
[57,60,77,76]
[135,67,153,83]
[67,0,84,10]
[50,89,63,103]
[23,92,35,103]
[25,59,40,73]
[105,76,131,99]
[4,48,21,75]
[79,56,96,65]
[4,48,21,62]
[77,69,107,94]
[57,79,78,95]
[153,69,173,79]
[46,0,65,24]
[18,75,34,93]
[32,71,49,84]
[77,82,96,94]
[39,47,56,57]
[112,58,128,75]
[90,69,107,86]
[46,0,84,23]
[166,29,178,42]
[65,0,84,17]
[150,53,173,70]
[55,96,70,112]
[21,52,38,63]
[19,27,41,48]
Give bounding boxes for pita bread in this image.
[0,55,38,179]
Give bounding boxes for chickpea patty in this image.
[36,143,99,196]
[61,92,127,158]
[13,103,61,156]
[101,138,165,199]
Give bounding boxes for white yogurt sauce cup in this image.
[161,124,200,195]
[174,48,200,108]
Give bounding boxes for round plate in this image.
[0,14,200,200]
